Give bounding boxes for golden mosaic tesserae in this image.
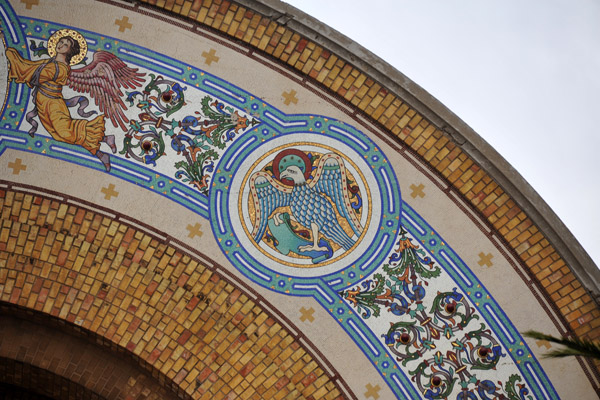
[0,0,599,399]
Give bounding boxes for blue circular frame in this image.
[209,117,402,296]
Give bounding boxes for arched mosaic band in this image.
[0,1,590,398]
[129,0,600,357]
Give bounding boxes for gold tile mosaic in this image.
[0,188,348,399]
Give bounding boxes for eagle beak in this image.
[280,170,290,179]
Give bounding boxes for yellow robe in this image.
[6,48,105,154]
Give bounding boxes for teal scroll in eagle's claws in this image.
[267,213,334,264]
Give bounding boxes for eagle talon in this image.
[273,212,285,226]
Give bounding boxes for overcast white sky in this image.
[284,0,600,268]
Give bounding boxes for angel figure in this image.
[3,28,145,171]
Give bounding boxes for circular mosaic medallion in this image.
[237,141,373,269]
[218,131,397,278]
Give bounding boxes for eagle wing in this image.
[249,171,292,242]
[310,153,363,237]
[67,50,146,131]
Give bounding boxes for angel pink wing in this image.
[249,171,292,242]
[310,153,363,237]
[67,50,145,131]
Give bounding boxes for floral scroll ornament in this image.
[123,73,259,195]
[340,228,533,400]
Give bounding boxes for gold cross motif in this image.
[299,306,315,323]
[21,0,39,9]
[115,16,133,32]
[201,48,220,66]
[536,339,552,349]
[282,89,298,106]
[186,223,203,239]
[101,184,119,200]
[364,383,381,399]
[410,183,425,198]
[8,158,27,175]
[477,252,494,267]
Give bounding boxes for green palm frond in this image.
[523,330,600,360]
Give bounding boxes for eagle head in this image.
[280,165,306,185]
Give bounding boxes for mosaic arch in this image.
[0,0,598,399]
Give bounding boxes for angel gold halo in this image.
[47,29,87,65]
